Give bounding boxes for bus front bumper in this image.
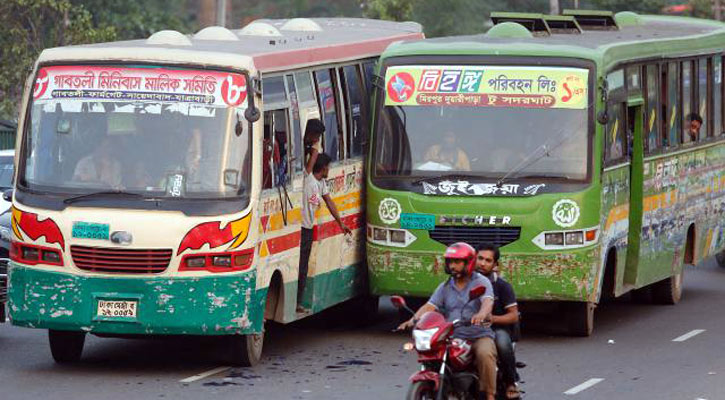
[367,243,601,302]
[8,263,264,335]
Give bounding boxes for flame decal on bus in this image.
[177,213,251,255]
[11,207,65,250]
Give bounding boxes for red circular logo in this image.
[221,74,248,107]
[386,72,415,103]
[33,69,49,99]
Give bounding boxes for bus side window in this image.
[363,61,376,95]
[698,57,709,138]
[341,64,366,158]
[605,103,625,162]
[285,74,303,174]
[681,60,694,144]
[714,55,723,135]
[262,109,291,189]
[666,62,680,147]
[644,64,661,154]
[314,69,344,161]
[262,76,287,106]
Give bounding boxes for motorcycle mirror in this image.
[390,295,406,309]
[469,285,486,301]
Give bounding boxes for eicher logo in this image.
[552,199,580,228]
[387,72,415,103]
[34,69,49,99]
[221,74,247,106]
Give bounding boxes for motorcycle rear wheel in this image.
[406,381,436,400]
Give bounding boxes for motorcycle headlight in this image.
[413,327,439,351]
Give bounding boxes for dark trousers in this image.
[297,228,314,305]
[494,327,517,386]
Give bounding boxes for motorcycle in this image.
[392,287,523,400]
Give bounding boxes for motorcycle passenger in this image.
[398,242,498,400]
[476,243,521,400]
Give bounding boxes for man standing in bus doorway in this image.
[476,243,521,400]
[298,124,351,313]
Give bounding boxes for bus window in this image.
[698,58,709,137]
[262,110,291,189]
[715,56,723,135]
[644,64,660,153]
[667,62,680,147]
[363,61,376,95]
[682,60,694,143]
[294,71,316,104]
[626,65,641,96]
[262,76,287,107]
[286,74,303,174]
[314,69,343,161]
[341,65,366,158]
[605,102,625,162]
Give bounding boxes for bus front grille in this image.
[70,245,172,274]
[428,226,521,248]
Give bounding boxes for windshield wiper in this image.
[514,174,573,180]
[496,120,586,187]
[63,190,145,204]
[412,173,483,185]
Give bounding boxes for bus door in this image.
[623,66,645,286]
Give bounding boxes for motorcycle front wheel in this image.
[406,381,436,400]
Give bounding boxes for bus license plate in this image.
[97,300,137,319]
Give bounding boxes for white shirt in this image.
[302,172,329,229]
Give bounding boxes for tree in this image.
[0,0,115,121]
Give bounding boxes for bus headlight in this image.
[367,225,416,248]
[534,227,598,250]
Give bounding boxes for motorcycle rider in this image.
[398,242,497,400]
[475,243,521,400]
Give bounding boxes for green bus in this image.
[365,11,725,335]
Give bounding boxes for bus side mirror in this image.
[245,107,260,123]
[597,110,609,125]
[2,189,12,202]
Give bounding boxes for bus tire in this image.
[566,302,595,337]
[651,269,684,305]
[227,332,264,367]
[716,251,725,268]
[48,330,85,363]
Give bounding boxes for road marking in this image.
[564,378,604,395]
[672,329,706,342]
[179,366,230,383]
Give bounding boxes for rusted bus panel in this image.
[9,264,266,335]
[368,243,600,301]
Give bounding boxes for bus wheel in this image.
[716,251,725,268]
[48,330,86,363]
[652,269,684,305]
[227,332,264,367]
[566,302,595,337]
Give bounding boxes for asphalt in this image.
[1,256,724,400]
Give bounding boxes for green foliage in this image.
[73,0,196,40]
[0,0,115,121]
[581,0,669,14]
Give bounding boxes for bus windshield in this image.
[20,65,251,200]
[373,64,590,182]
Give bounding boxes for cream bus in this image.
[7,18,422,365]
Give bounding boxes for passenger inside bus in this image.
[72,135,122,188]
[421,130,471,171]
[686,112,702,142]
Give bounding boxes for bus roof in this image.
[380,13,725,72]
[37,18,423,74]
